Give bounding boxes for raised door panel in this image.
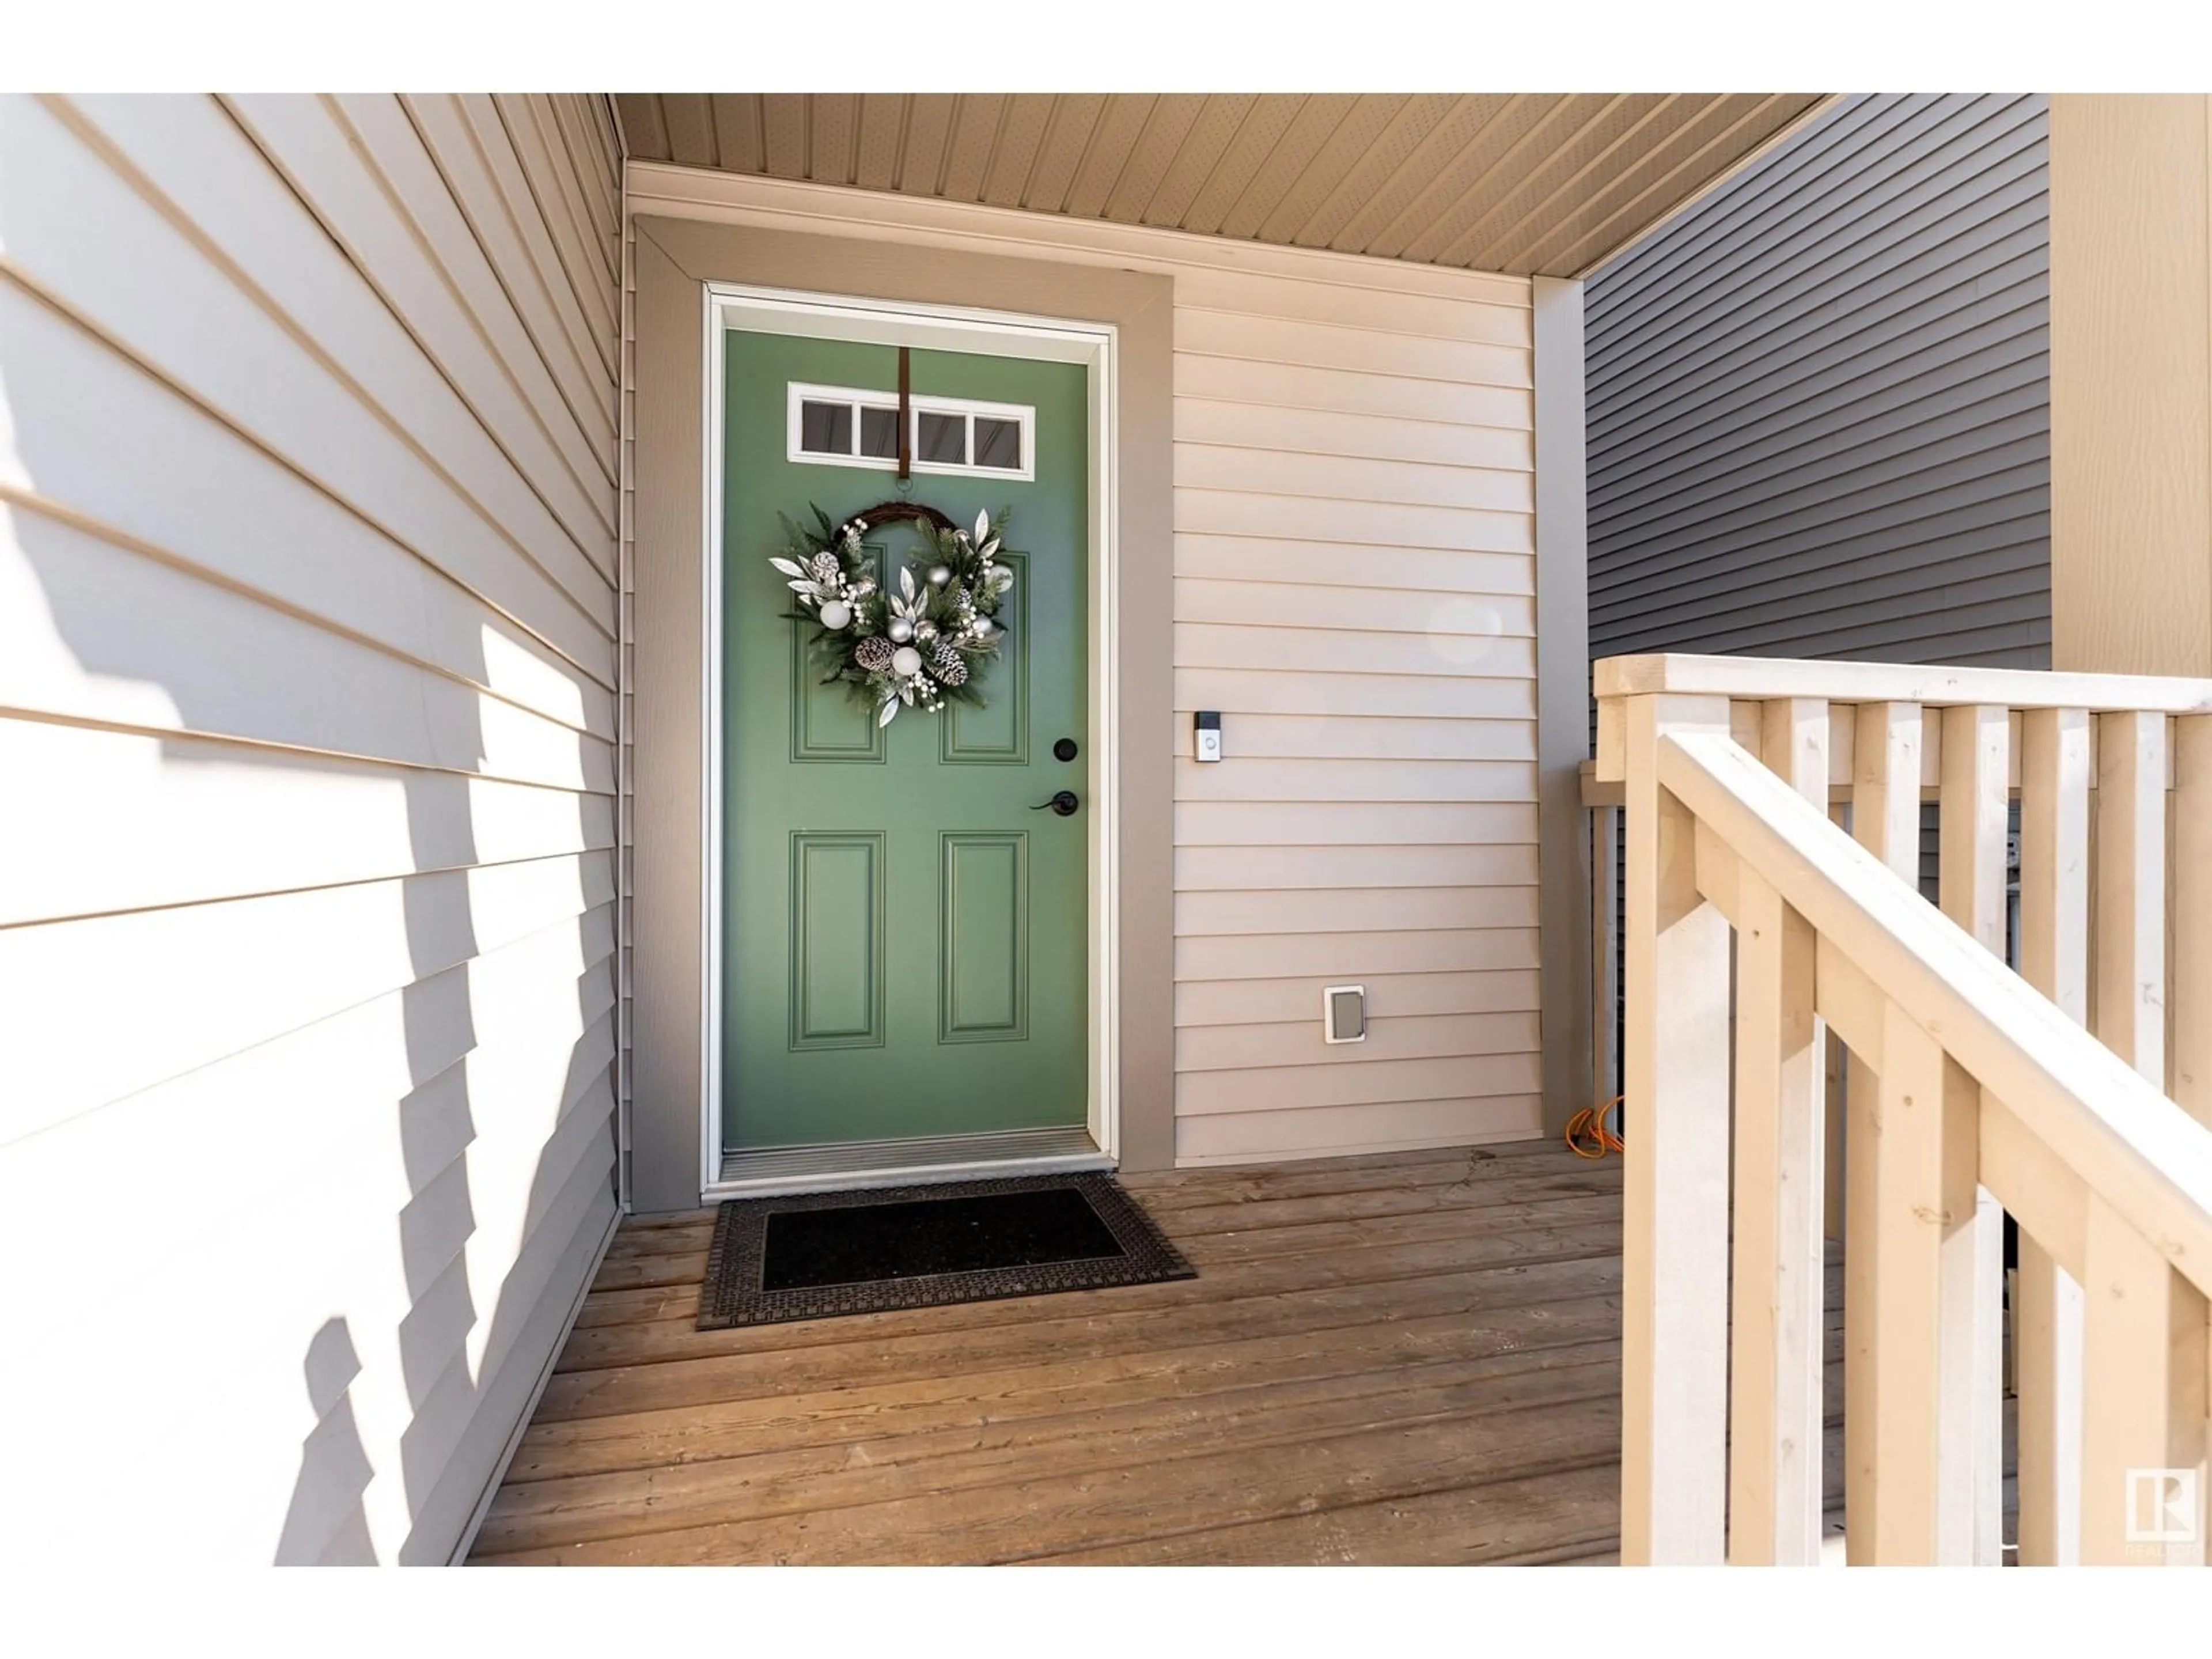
[788,832,885,1050]
[940,832,1029,1043]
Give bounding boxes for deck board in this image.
[475,1141,1870,1565]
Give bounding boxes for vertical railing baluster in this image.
[1937,703,2010,1565]
[2096,710,2168,1083]
[1725,698,1830,1564]
[1823,791,1858,1247]
[1592,802,1620,1105]
[2017,707,2093,1566]
[1620,692,1732,1564]
[1845,702,1923,1562]
[2173,715,2212,1132]
[2169,715,2211,1568]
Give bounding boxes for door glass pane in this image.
[858,406,900,460]
[972,416,1022,471]
[916,410,967,465]
[799,400,852,454]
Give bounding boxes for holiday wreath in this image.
[771,502,1017,728]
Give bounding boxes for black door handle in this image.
[1031,790,1080,817]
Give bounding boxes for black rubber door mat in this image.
[696,1172,1196,1329]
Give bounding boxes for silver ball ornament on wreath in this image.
[887,618,914,644]
[927,565,951,586]
[817,600,852,630]
[914,620,938,644]
[891,645,924,679]
[854,635,895,673]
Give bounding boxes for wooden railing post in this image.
[1854,1004,1980,1562]
[1726,865,1824,1564]
[2175,719,2212,1546]
[2017,707,2092,1566]
[1937,703,2010,1565]
[2077,710,2200,1563]
[1620,692,1732,1564]
[2079,1194,2211,1565]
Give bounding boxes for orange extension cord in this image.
[1564,1095,1624,1160]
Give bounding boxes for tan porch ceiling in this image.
[611,93,1828,277]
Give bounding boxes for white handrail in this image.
[1597,652,2212,714]
[1661,727,2212,1298]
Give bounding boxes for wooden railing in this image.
[1592,654,2212,1566]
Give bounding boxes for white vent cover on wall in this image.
[1322,984,1366,1044]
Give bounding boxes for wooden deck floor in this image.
[472,1139,1782,1565]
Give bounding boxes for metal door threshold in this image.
[710,1125,1110,1199]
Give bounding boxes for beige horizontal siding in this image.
[1176,623,1536,680]
[0,92,622,1566]
[1175,577,1533,635]
[1176,885,1538,936]
[1172,667,1536,723]
[1174,925,1540,982]
[1172,353,1532,427]
[1175,399,1535,473]
[1175,967,1542,1026]
[1177,1010,1541,1071]
[1176,308,1532,389]
[1174,757,1535,805]
[1168,714,1536,763]
[1174,800,1538,847]
[1172,843,1540,889]
[1173,1094,1544,1165]
[1171,268,1533,345]
[1175,491,1535,556]
[1178,1051,1542,1115]
[1165,256,1538,1167]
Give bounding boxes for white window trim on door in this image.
[699,282,1121,1203]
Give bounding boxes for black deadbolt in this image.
[1031,789,1081,817]
[1054,737,1079,763]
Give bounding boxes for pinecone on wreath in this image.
[808,551,842,586]
[854,635,896,673]
[931,644,969,688]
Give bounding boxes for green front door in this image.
[722,328,1090,1152]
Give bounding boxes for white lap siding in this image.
[1168,265,1540,1164]
[0,93,622,1563]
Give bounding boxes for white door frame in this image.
[698,282,1120,1202]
